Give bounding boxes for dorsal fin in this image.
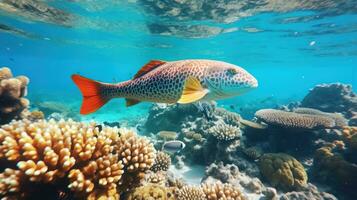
[133,60,166,79]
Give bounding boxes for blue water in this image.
[0,1,356,117]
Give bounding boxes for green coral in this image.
[258,153,307,191]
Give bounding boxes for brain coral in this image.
[208,122,241,141]
[151,151,171,172]
[176,186,206,200]
[0,67,30,124]
[125,183,175,200]
[202,182,246,200]
[255,109,335,129]
[258,153,307,191]
[0,119,156,199]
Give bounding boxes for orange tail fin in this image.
[71,74,110,115]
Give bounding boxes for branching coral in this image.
[208,122,241,141]
[176,186,206,200]
[0,119,156,199]
[202,182,246,200]
[116,128,156,192]
[258,153,307,191]
[0,67,30,124]
[144,171,167,186]
[215,108,241,127]
[255,109,336,129]
[151,151,171,172]
[0,119,123,199]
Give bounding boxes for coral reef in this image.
[279,183,337,200]
[0,119,155,199]
[116,128,156,192]
[176,186,206,200]
[0,67,30,125]
[313,130,357,199]
[208,122,241,141]
[202,182,246,200]
[301,83,357,118]
[255,109,336,129]
[34,101,79,120]
[125,183,175,200]
[258,153,307,191]
[151,151,171,172]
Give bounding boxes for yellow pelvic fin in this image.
[178,76,208,104]
[125,98,141,107]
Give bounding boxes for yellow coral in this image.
[125,184,175,200]
[202,182,246,200]
[176,186,206,200]
[151,151,171,172]
[0,119,124,199]
[258,153,307,191]
[117,128,156,191]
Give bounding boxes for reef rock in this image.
[301,83,357,118]
[279,183,337,200]
[0,67,30,124]
[258,153,308,191]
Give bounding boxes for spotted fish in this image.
[72,59,258,114]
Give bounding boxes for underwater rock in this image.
[301,83,357,118]
[0,119,156,199]
[151,151,172,172]
[125,183,175,200]
[34,101,79,120]
[0,0,72,26]
[0,67,30,125]
[144,103,202,134]
[279,183,337,200]
[258,153,308,191]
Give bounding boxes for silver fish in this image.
[162,140,186,154]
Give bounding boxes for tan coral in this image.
[0,119,124,199]
[0,67,30,124]
[215,108,241,127]
[151,151,171,172]
[176,186,206,200]
[208,122,241,141]
[202,182,246,200]
[125,183,175,200]
[145,171,167,186]
[117,128,156,192]
[258,153,307,191]
[255,109,335,129]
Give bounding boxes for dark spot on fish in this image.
[95,125,103,132]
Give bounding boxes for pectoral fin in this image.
[178,76,208,104]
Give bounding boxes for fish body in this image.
[72,59,258,114]
[162,140,186,154]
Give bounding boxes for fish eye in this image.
[226,68,237,76]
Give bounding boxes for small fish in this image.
[162,140,186,154]
[72,59,258,114]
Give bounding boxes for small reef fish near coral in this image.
[162,140,186,154]
[71,59,258,114]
